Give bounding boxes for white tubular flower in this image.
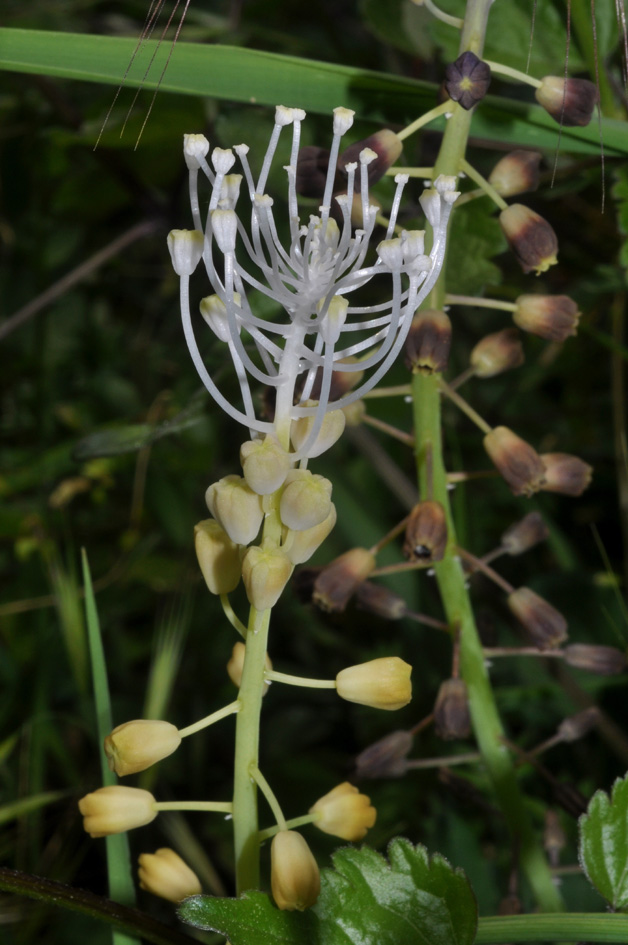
[172,111,458,458]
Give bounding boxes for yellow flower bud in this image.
[291,403,346,458]
[104,720,181,777]
[280,471,333,531]
[138,848,202,902]
[271,831,320,911]
[309,782,376,841]
[240,434,291,495]
[78,786,157,837]
[194,519,241,595]
[227,641,272,694]
[336,657,412,711]
[205,475,264,545]
[283,505,337,565]
[241,544,293,610]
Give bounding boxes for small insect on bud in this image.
[205,475,264,546]
[513,294,580,342]
[283,505,337,565]
[336,656,412,711]
[501,511,549,555]
[355,581,407,620]
[138,848,202,902]
[556,706,599,743]
[483,426,546,497]
[227,641,273,694]
[563,644,627,675]
[279,470,333,531]
[309,782,377,841]
[79,786,157,838]
[104,720,181,777]
[535,76,598,127]
[507,586,568,649]
[271,831,320,911]
[488,150,542,197]
[470,328,524,378]
[433,678,472,740]
[313,547,376,612]
[499,204,558,275]
[403,500,448,563]
[539,453,593,497]
[354,729,413,779]
[404,309,452,375]
[241,544,293,611]
[240,434,291,495]
[194,520,241,595]
[444,51,492,109]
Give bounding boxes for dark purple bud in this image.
[445,52,492,110]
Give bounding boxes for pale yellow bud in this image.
[280,471,333,531]
[271,831,320,911]
[240,434,292,495]
[336,657,412,711]
[227,641,273,695]
[104,720,181,777]
[291,403,346,458]
[283,505,337,565]
[194,519,241,595]
[138,848,202,902]
[241,544,293,610]
[205,475,264,545]
[310,782,376,841]
[78,786,157,837]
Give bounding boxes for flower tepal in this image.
[169,107,459,459]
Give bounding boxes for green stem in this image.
[265,669,337,689]
[251,765,287,830]
[476,913,628,943]
[178,700,240,738]
[154,801,233,813]
[258,813,317,842]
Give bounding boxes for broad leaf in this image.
[579,773,628,910]
[445,198,505,295]
[179,839,477,945]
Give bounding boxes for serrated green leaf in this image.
[179,839,477,945]
[579,773,628,910]
[446,198,505,295]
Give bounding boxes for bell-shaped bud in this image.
[535,76,598,127]
[403,500,448,563]
[167,229,204,276]
[279,470,333,531]
[444,51,492,109]
[404,309,452,375]
[433,678,471,740]
[205,475,264,546]
[241,544,293,610]
[313,547,376,612]
[355,581,407,620]
[488,150,542,197]
[507,586,568,649]
[240,434,291,495]
[283,505,337,565]
[291,404,346,458]
[484,426,546,497]
[540,453,593,496]
[354,729,413,778]
[194,519,241,595]
[336,656,412,711]
[309,782,377,841]
[499,204,558,275]
[563,644,627,675]
[79,786,157,837]
[138,848,202,902]
[470,328,524,378]
[501,511,549,555]
[104,720,181,777]
[513,294,580,342]
[271,831,320,911]
[227,641,273,694]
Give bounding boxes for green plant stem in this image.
[258,813,317,842]
[154,801,233,813]
[251,766,287,830]
[476,913,628,943]
[265,670,337,689]
[178,700,240,738]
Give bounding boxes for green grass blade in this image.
[0,29,625,155]
[81,549,140,945]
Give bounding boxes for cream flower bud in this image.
[205,475,264,545]
[283,504,337,565]
[280,471,333,531]
[104,720,181,777]
[488,150,541,197]
[470,328,524,378]
[291,404,346,458]
[241,544,293,610]
[271,831,320,911]
[336,657,412,711]
[79,786,157,837]
[309,782,376,841]
[138,848,202,902]
[194,519,241,595]
[227,641,273,694]
[167,229,204,276]
[513,294,580,342]
[240,434,291,495]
